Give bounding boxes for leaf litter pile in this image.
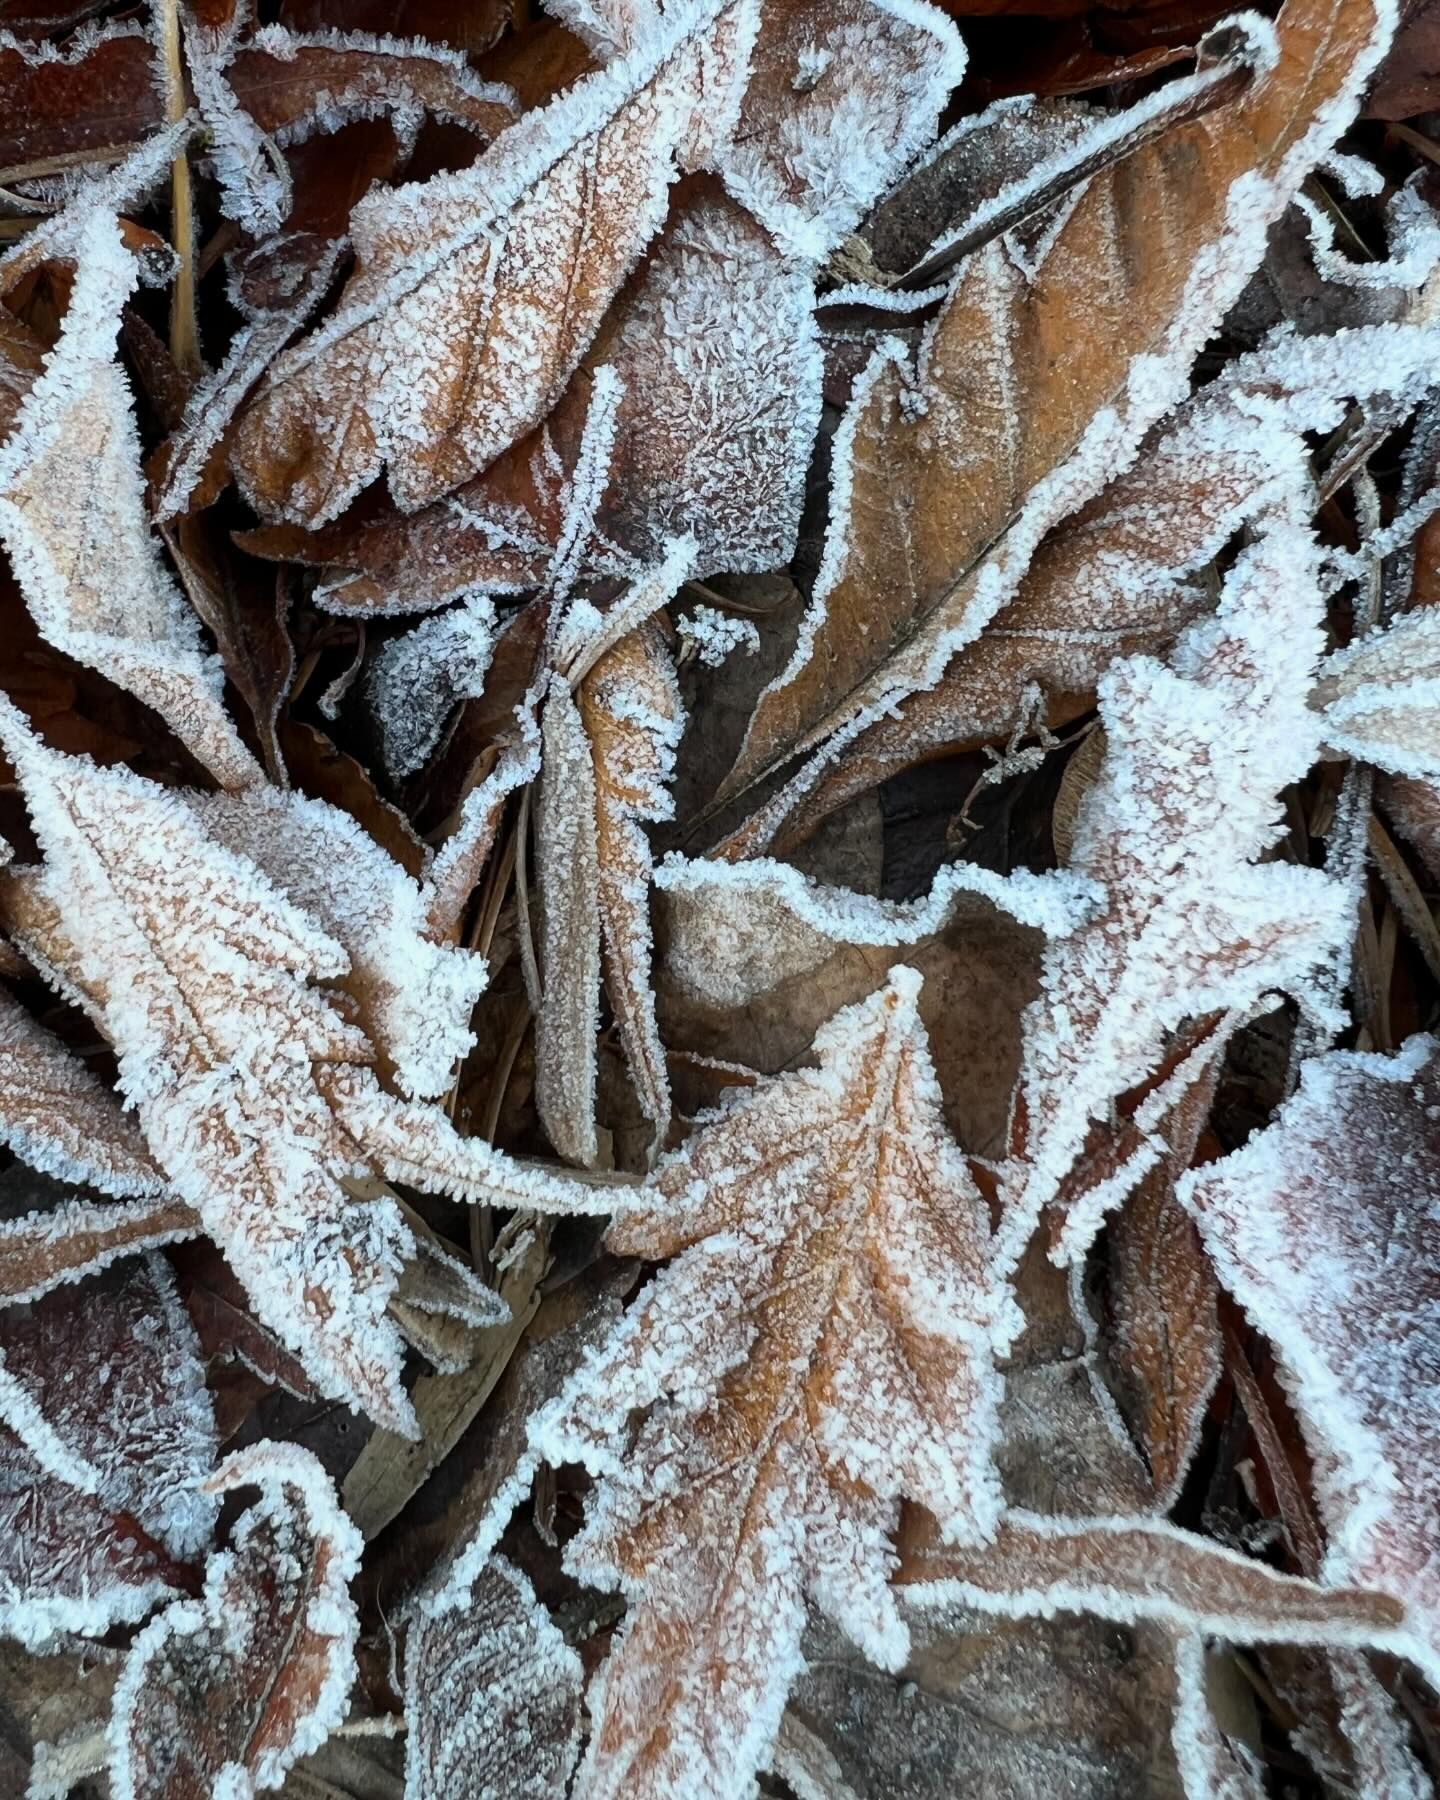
[6,0,1440,1793]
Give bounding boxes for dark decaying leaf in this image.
[0,1257,215,1648]
[108,1442,362,1800]
[404,1556,583,1800]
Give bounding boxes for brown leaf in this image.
[741,319,1437,853]
[996,522,1349,1273]
[0,27,160,172]
[278,0,511,53]
[108,1442,362,1800]
[719,0,1388,805]
[404,1557,582,1800]
[535,969,1017,1797]
[778,1603,1186,1800]
[897,1510,1407,1647]
[1,205,262,792]
[0,704,610,1435]
[535,622,678,1164]
[0,1192,199,1310]
[229,0,758,523]
[1107,1176,1222,1508]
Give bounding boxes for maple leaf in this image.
[0,1257,215,1649]
[0,702,616,1435]
[108,1442,361,1800]
[405,1556,583,1800]
[531,967,1018,1798]
[536,619,681,1162]
[732,318,1440,855]
[995,516,1354,1272]
[1181,1033,1440,1691]
[0,982,165,1198]
[0,203,261,792]
[230,0,759,523]
[718,0,1394,809]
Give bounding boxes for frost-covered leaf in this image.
[0,1193,199,1310]
[716,0,964,261]
[749,320,1440,852]
[181,779,489,1101]
[405,1556,582,1800]
[214,23,517,233]
[997,518,1353,1271]
[1170,1633,1269,1800]
[532,967,1018,1799]
[720,0,1393,806]
[575,184,822,576]
[656,849,1087,1012]
[1108,1170,1222,1510]
[0,703,613,1436]
[1181,1033,1440,1690]
[536,622,680,1163]
[1313,605,1440,779]
[0,1257,216,1649]
[366,595,498,783]
[230,0,760,523]
[0,207,260,791]
[0,984,164,1198]
[153,243,345,524]
[897,1510,1408,1653]
[0,22,159,170]
[108,1442,361,1800]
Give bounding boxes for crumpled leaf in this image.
[404,1555,583,1800]
[230,0,760,523]
[1181,1032,1440,1690]
[365,594,498,783]
[0,983,164,1198]
[532,967,1019,1799]
[719,0,1393,808]
[108,1441,361,1800]
[0,1257,216,1649]
[536,621,681,1163]
[0,205,260,791]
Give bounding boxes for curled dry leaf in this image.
[1182,1033,1440,1689]
[536,621,680,1163]
[405,1556,583,1800]
[230,0,760,523]
[0,1257,216,1648]
[108,1442,362,1800]
[532,968,1018,1799]
[720,0,1393,808]
[0,205,260,792]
